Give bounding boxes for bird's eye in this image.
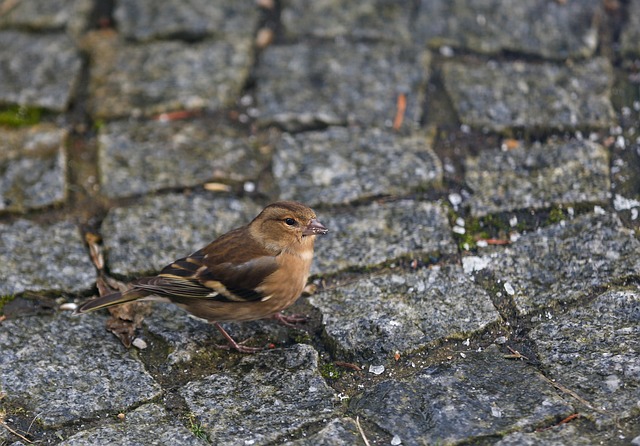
[284,218,296,226]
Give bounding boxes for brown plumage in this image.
[77,201,328,352]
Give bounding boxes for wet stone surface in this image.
[88,36,253,118]
[59,404,206,446]
[474,212,640,315]
[530,289,640,425]
[0,219,96,296]
[416,0,600,59]
[0,125,68,212]
[310,265,500,361]
[273,127,442,206]
[179,344,337,446]
[350,345,574,444]
[114,0,258,42]
[0,312,162,428]
[101,194,262,277]
[465,138,610,216]
[281,0,412,43]
[0,31,82,111]
[256,41,429,130]
[443,58,615,131]
[312,200,456,275]
[98,119,269,199]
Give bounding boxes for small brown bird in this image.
[77,201,328,352]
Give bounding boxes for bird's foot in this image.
[213,322,263,353]
[272,312,307,327]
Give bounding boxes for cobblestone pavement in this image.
[1,1,639,445]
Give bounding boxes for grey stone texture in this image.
[98,119,270,199]
[282,0,413,43]
[0,125,68,212]
[530,289,640,424]
[88,36,253,118]
[114,0,259,42]
[0,312,162,427]
[283,418,365,446]
[0,31,82,111]
[310,265,501,361]
[256,41,429,130]
[0,219,96,296]
[475,213,640,315]
[621,0,640,57]
[443,58,615,132]
[416,0,600,59]
[0,0,92,34]
[273,127,442,206]
[350,345,574,444]
[312,200,456,275]
[59,404,206,446]
[2,0,639,445]
[101,194,262,277]
[179,344,337,446]
[465,138,610,216]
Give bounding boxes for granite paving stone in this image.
[256,41,429,130]
[496,425,607,446]
[281,0,413,43]
[88,35,252,118]
[0,125,68,212]
[0,219,96,296]
[350,345,574,444]
[530,289,640,425]
[472,212,640,315]
[0,312,162,427]
[98,119,270,199]
[416,0,600,59]
[0,31,82,111]
[283,418,365,446]
[621,0,640,57]
[310,265,501,361]
[465,138,610,217]
[443,58,615,132]
[101,194,262,277]
[273,127,442,206]
[114,0,258,42]
[179,344,337,446]
[59,404,206,446]
[0,0,92,35]
[142,304,291,365]
[312,200,456,275]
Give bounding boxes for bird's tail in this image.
[75,289,148,314]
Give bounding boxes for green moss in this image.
[0,294,15,315]
[187,413,209,441]
[0,105,42,126]
[320,362,342,380]
[547,207,565,224]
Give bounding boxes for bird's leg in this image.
[272,312,307,327]
[213,322,263,353]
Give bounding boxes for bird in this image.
[77,201,328,353]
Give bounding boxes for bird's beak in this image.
[303,219,328,236]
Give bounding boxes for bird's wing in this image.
[132,228,279,303]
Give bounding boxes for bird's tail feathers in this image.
[75,289,148,314]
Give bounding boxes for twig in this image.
[0,421,33,443]
[334,361,361,371]
[392,93,407,130]
[355,416,371,446]
[504,346,529,360]
[538,373,604,413]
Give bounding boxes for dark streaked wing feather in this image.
[132,228,279,303]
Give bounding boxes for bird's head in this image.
[250,201,328,253]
